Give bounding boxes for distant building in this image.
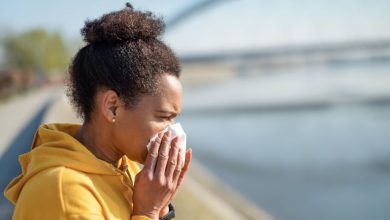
[0,69,35,99]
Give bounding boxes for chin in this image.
[129,150,147,164]
[139,150,148,164]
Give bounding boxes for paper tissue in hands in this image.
[147,123,187,167]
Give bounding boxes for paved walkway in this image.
[0,87,60,157]
[0,86,61,219]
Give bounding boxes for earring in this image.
[112,117,116,123]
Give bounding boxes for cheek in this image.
[113,116,165,159]
[113,123,138,149]
[135,120,170,159]
[144,121,167,143]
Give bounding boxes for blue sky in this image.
[1,0,390,55]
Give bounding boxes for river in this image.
[180,60,390,220]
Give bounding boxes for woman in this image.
[4,3,192,220]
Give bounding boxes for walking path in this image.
[0,87,60,157]
[0,86,61,219]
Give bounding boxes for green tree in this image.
[2,28,70,74]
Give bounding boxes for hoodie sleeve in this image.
[60,168,155,220]
[60,170,106,219]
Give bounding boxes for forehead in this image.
[138,74,182,112]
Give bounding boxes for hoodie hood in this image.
[4,123,125,204]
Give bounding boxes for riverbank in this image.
[43,87,273,220]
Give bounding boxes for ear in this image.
[99,89,119,123]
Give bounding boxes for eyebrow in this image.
[156,110,180,117]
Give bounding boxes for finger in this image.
[173,148,192,187]
[167,148,183,202]
[165,136,179,179]
[154,130,172,176]
[172,148,183,184]
[143,132,164,172]
[175,149,192,188]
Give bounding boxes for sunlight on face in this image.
[113,73,182,163]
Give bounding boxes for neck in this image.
[76,121,122,167]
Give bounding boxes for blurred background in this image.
[1,0,390,220]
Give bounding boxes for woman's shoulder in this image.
[32,166,92,185]
[23,166,95,199]
[33,166,103,206]
[14,167,107,219]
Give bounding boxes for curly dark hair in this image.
[66,3,181,122]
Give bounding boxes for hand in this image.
[132,130,192,219]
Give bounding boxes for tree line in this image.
[0,28,73,99]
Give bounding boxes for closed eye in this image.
[164,116,176,123]
[155,110,179,122]
[158,116,173,121]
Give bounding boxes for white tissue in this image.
[146,123,187,167]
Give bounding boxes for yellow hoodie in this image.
[4,123,152,220]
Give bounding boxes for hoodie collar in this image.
[4,123,133,204]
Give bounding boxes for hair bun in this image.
[125,2,134,10]
[81,3,165,44]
